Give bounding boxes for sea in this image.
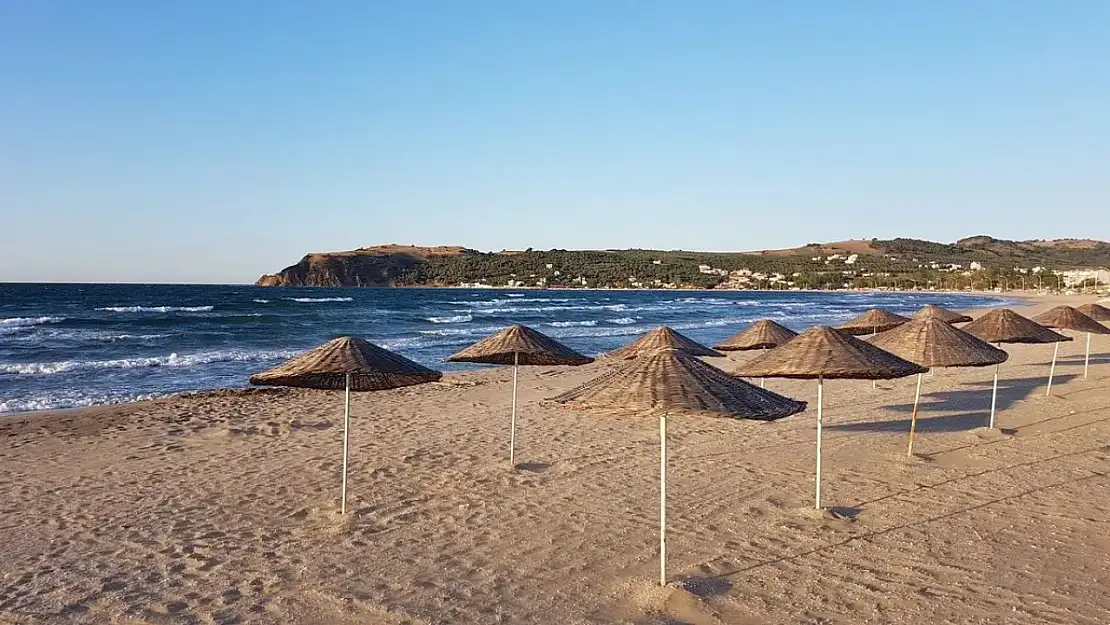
[0,284,1015,414]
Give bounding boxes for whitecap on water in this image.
[0,348,301,376]
[97,306,214,313]
[425,314,473,324]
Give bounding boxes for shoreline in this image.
[0,290,1066,424]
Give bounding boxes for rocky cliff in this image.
[255,245,472,287]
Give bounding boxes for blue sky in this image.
[1,1,1107,283]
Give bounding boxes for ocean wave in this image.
[452,297,574,307]
[0,316,65,327]
[0,316,65,335]
[283,297,354,303]
[0,348,300,376]
[0,391,160,414]
[253,299,271,303]
[418,327,476,336]
[426,314,473,324]
[97,306,214,313]
[3,328,170,343]
[608,317,638,325]
[549,320,598,327]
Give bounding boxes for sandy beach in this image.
[2,293,1109,624]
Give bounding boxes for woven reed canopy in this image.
[1076,303,1110,322]
[961,309,1072,344]
[912,304,973,324]
[551,348,806,421]
[714,319,799,351]
[1032,306,1110,335]
[838,309,911,335]
[734,326,927,380]
[605,326,723,360]
[869,318,1008,368]
[249,337,442,391]
[446,324,593,366]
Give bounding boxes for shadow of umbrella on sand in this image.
[714,319,798,388]
[447,324,593,468]
[1032,306,1110,381]
[735,327,926,509]
[912,304,973,324]
[550,348,806,587]
[868,318,1007,456]
[604,326,724,360]
[962,309,1071,422]
[249,337,442,514]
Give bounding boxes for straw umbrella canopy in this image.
[551,348,806,586]
[605,326,724,360]
[714,319,798,388]
[837,309,911,335]
[447,324,593,467]
[1032,306,1110,381]
[734,327,926,508]
[962,309,1072,410]
[869,319,1008,456]
[912,304,973,324]
[1076,303,1110,322]
[250,337,442,513]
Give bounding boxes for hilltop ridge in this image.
[257,236,1110,289]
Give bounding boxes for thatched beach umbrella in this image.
[735,327,926,508]
[869,319,1007,456]
[912,304,973,324]
[839,309,912,388]
[838,308,911,335]
[714,319,798,388]
[605,326,724,360]
[1032,306,1110,381]
[551,348,806,586]
[962,309,1071,424]
[250,337,442,513]
[1076,303,1110,322]
[447,324,593,467]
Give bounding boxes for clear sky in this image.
[1,1,1107,283]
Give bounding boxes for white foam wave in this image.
[0,349,300,376]
[608,317,638,325]
[253,299,271,303]
[418,328,475,336]
[0,316,65,335]
[97,306,214,313]
[426,314,473,324]
[549,320,598,327]
[0,316,65,327]
[284,297,354,303]
[0,391,160,414]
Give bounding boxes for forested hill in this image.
[255,237,1110,289]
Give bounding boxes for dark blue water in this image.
[0,284,1013,413]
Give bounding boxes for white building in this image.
[969,262,984,271]
[1060,269,1110,287]
[845,254,859,265]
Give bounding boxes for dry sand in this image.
[2,294,1109,624]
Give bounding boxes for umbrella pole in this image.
[872,328,877,390]
[659,412,667,587]
[1085,332,1091,379]
[341,372,351,514]
[989,361,1000,429]
[815,376,824,510]
[907,372,923,457]
[761,349,766,389]
[510,352,519,468]
[1046,342,1059,396]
